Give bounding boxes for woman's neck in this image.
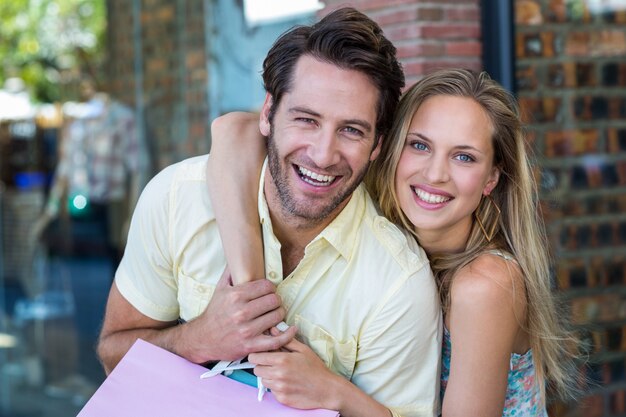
[416,220,472,256]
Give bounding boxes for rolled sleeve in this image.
[115,164,179,322]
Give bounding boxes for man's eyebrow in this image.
[289,107,321,118]
[289,107,373,133]
[344,118,372,133]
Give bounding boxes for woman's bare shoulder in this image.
[450,252,526,320]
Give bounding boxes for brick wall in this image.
[515,1,626,416]
[106,0,209,170]
[320,0,482,87]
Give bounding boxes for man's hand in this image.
[182,272,296,363]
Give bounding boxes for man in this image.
[97,7,441,417]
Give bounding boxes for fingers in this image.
[269,326,283,337]
[269,326,303,351]
[249,351,286,368]
[234,279,277,302]
[248,326,297,356]
[245,293,283,319]
[245,305,285,330]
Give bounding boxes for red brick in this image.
[370,7,419,25]
[416,7,444,21]
[321,0,416,13]
[401,61,426,77]
[386,25,424,42]
[395,41,444,59]
[445,6,480,22]
[423,59,482,73]
[445,41,481,56]
[404,76,421,90]
[421,23,480,39]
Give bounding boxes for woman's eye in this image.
[411,141,428,151]
[456,154,475,162]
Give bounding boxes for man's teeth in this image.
[298,166,335,185]
[414,188,450,204]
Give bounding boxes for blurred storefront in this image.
[0,1,625,416]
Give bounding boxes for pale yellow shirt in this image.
[116,155,442,417]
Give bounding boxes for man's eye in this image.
[296,117,315,124]
[344,126,363,136]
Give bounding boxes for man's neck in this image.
[263,176,340,276]
[268,204,331,277]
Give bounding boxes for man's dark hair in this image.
[262,7,405,140]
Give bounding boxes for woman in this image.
[207,69,577,416]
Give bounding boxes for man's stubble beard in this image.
[266,126,370,225]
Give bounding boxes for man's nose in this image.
[307,128,341,169]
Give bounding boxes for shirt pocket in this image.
[294,314,357,380]
[177,271,216,321]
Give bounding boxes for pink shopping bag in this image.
[78,339,338,417]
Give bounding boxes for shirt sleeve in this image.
[114,164,180,322]
[352,262,442,417]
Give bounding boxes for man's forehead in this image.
[280,55,379,124]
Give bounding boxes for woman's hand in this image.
[249,328,343,411]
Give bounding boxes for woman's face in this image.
[394,95,500,251]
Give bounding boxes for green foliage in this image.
[0,0,106,103]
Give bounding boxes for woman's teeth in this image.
[414,188,450,204]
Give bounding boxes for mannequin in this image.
[31,78,148,261]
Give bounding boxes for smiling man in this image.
[97,7,441,417]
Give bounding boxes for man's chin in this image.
[288,195,350,222]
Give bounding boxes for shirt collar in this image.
[257,158,366,261]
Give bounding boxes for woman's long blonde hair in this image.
[366,68,578,401]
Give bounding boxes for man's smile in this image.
[296,164,338,187]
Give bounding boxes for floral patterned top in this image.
[439,251,547,416]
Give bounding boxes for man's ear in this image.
[369,135,383,162]
[259,93,273,136]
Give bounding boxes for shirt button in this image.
[196,286,206,293]
[269,271,278,280]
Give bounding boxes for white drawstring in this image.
[200,321,290,401]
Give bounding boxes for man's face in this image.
[260,55,381,228]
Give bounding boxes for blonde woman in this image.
[207,68,577,416]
